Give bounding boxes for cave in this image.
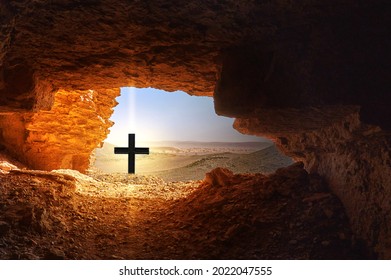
[0,1,390,259]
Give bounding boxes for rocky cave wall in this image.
[234,108,391,258]
[0,88,119,171]
[0,1,390,258]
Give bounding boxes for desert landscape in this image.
[92,141,293,181]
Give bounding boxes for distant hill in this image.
[145,140,272,149]
[91,141,293,181]
[141,145,293,181]
[94,141,272,157]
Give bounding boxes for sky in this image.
[105,87,266,146]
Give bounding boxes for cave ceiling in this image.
[0,1,388,125]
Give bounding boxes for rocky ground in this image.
[0,162,371,259]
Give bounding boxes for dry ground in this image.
[93,143,293,181]
[0,164,371,260]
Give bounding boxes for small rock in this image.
[29,178,42,186]
[203,168,233,187]
[26,238,38,246]
[111,255,124,260]
[223,224,241,240]
[45,248,66,260]
[321,240,330,246]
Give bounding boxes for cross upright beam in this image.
[114,134,149,173]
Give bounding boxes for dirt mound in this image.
[0,170,76,259]
[165,163,367,259]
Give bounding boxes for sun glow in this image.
[105,87,265,146]
[105,87,165,146]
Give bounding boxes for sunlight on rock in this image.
[0,152,24,174]
[0,88,120,172]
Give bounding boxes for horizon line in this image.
[103,139,271,144]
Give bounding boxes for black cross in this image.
[114,134,149,174]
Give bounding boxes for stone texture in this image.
[0,221,10,237]
[188,164,358,259]
[0,0,390,258]
[0,88,119,170]
[234,109,391,258]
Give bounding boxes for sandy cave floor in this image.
[0,165,371,260]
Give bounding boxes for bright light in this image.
[104,87,267,146]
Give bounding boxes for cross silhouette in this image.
[114,134,149,174]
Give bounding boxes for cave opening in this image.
[91,87,293,181]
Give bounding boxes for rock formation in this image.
[0,164,362,259]
[0,1,390,258]
[0,88,118,171]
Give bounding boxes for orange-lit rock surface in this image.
[0,88,119,170]
[0,0,390,258]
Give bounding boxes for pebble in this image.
[45,248,65,260]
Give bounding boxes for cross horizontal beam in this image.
[114,147,149,154]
